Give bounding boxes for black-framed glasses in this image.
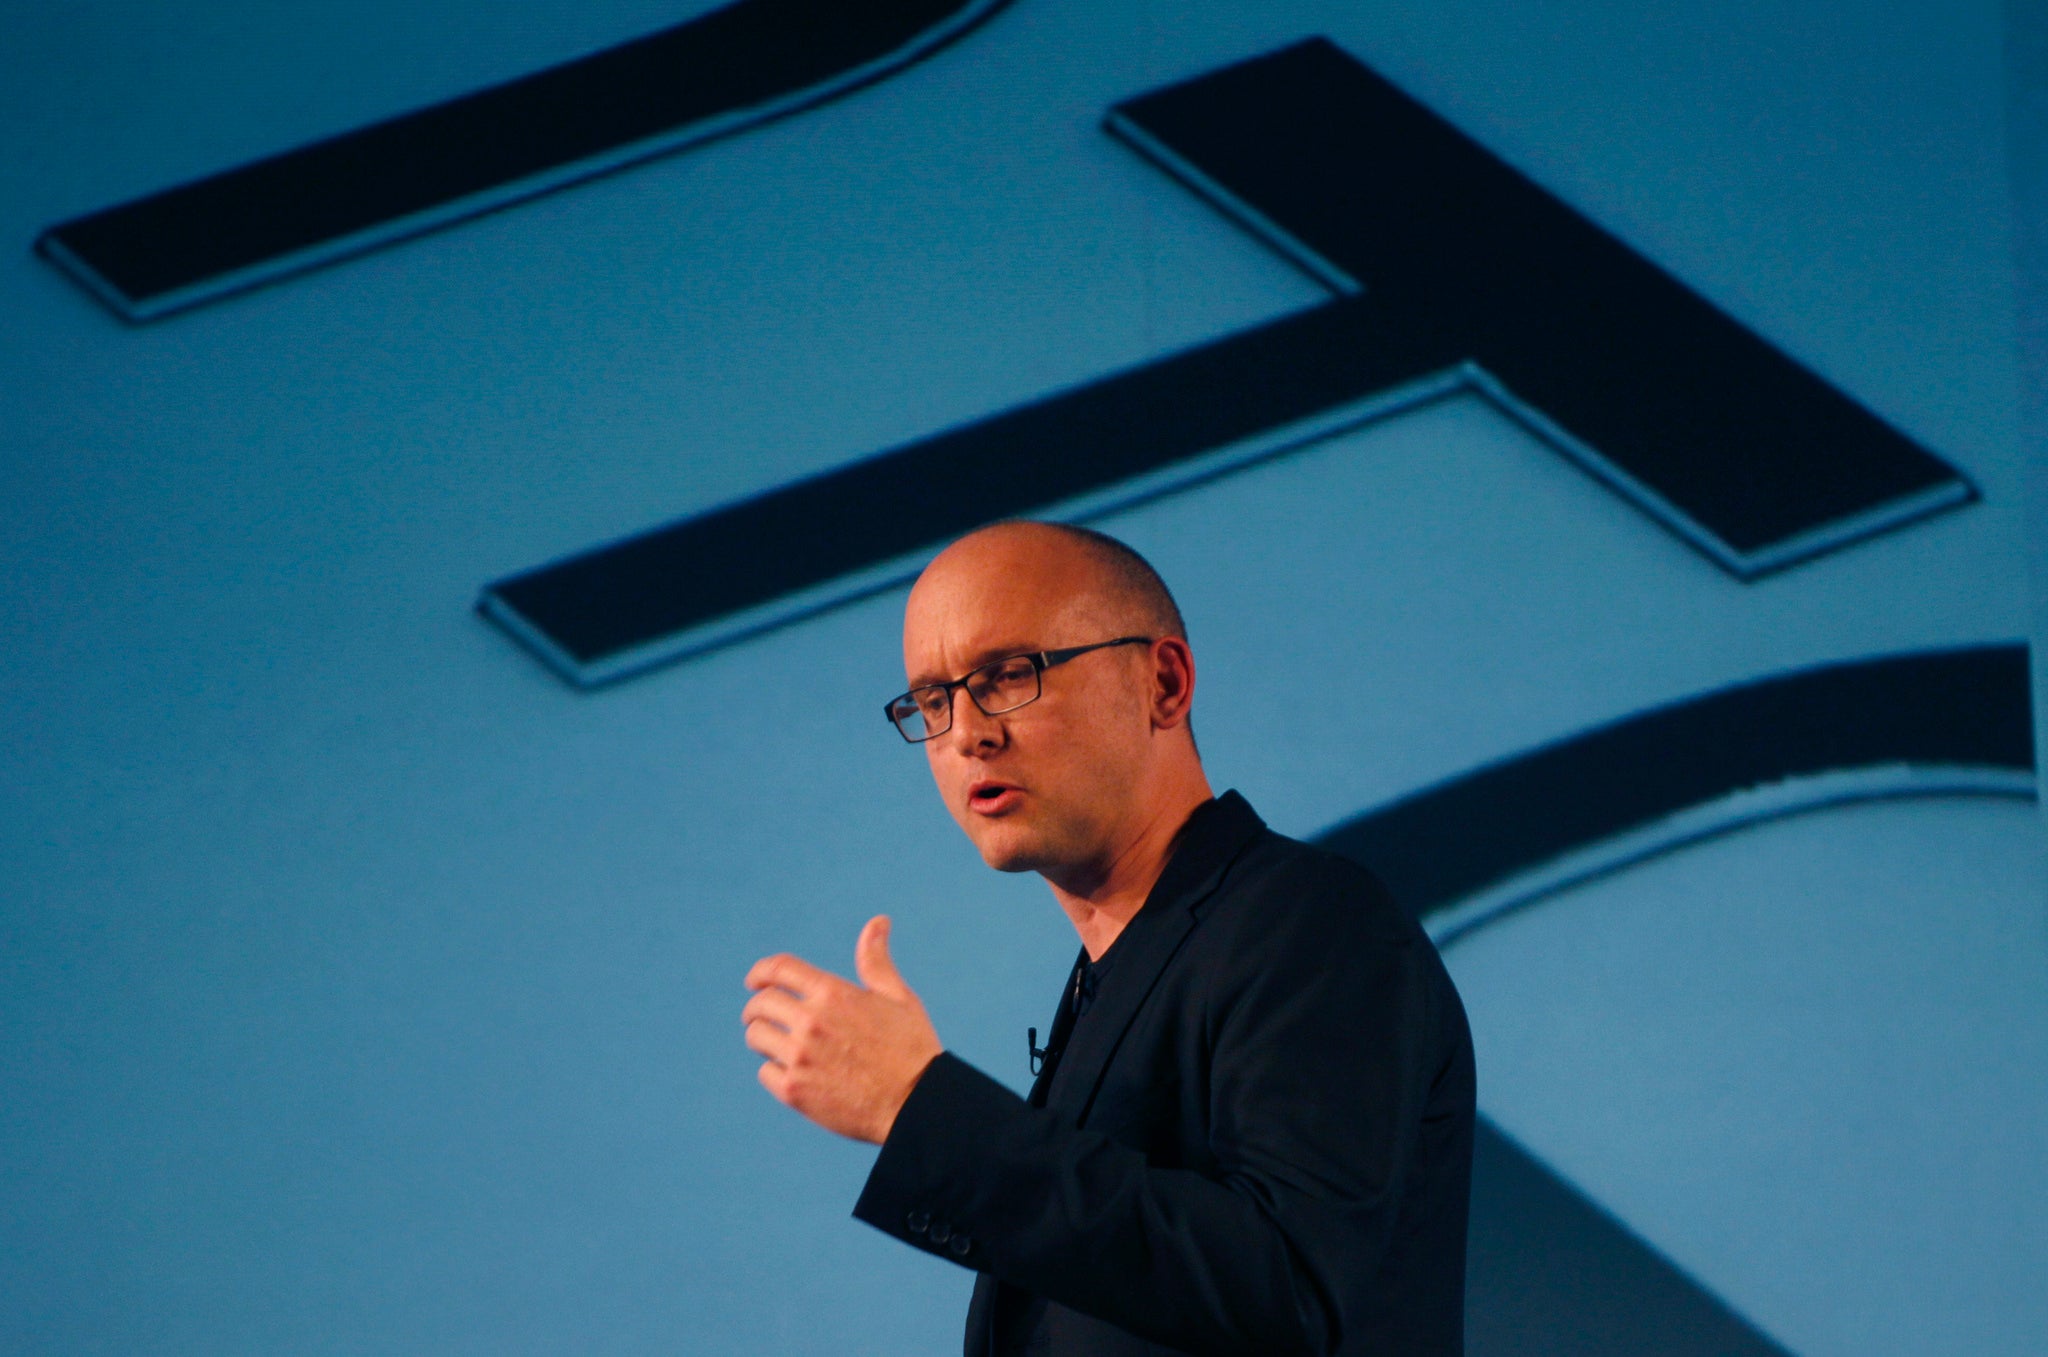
[884,637,1153,743]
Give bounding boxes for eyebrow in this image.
[907,642,1036,689]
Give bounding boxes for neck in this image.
[1045,770,1214,960]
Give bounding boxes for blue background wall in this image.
[4,1,2043,1352]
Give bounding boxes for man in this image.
[742,521,1475,1355]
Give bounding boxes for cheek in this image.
[1073,715,1151,800]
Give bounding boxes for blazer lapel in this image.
[1043,792,1265,1127]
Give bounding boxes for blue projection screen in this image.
[4,1,2042,1354]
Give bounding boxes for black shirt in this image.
[1001,938,1125,1353]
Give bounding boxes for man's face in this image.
[902,533,1153,878]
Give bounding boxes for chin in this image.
[966,822,1052,875]
[979,847,1045,875]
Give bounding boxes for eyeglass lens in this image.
[893,655,1043,740]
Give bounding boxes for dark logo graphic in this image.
[35,0,1012,320]
[477,40,1972,689]
[1318,644,2032,941]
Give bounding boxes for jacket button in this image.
[928,1222,952,1245]
[905,1211,929,1235]
[948,1234,972,1257]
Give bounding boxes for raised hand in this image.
[743,916,944,1144]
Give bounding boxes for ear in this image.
[1148,637,1196,731]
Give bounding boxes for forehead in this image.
[902,535,1103,680]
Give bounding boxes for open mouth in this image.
[968,781,1020,813]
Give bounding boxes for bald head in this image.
[1037,523,1186,642]
[906,522,1184,665]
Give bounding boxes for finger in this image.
[745,952,838,997]
[744,1018,793,1065]
[741,988,805,1031]
[757,1060,793,1105]
[854,915,908,999]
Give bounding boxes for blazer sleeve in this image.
[851,879,1462,1357]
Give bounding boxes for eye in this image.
[987,657,1036,689]
[958,657,1036,714]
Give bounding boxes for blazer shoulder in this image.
[1199,827,1419,961]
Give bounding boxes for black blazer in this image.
[854,792,1476,1356]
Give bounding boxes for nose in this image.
[943,684,1005,755]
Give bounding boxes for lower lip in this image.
[969,788,1021,815]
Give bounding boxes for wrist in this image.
[876,1049,945,1144]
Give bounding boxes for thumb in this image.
[855,915,909,998]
